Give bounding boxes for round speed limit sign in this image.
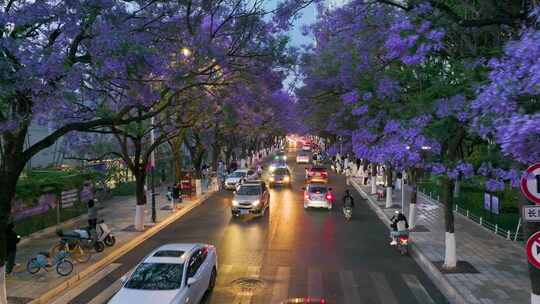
[521,163,540,205]
[526,231,540,269]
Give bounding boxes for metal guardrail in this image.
[418,190,524,242]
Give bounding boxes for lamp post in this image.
[150,116,157,223]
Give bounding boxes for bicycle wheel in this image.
[72,245,91,263]
[104,235,116,247]
[26,258,40,274]
[56,260,73,276]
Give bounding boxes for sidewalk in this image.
[7,187,215,304]
[350,177,529,304]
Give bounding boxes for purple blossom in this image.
[342,90,359,105]
[352,105,368,116]
[485,179,505,192]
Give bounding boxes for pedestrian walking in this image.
[6,222,20,274]
[87,199,98,230]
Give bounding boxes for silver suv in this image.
[231,181,270,217]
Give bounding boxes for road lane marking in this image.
[308,268,323,299]
[369,272,398,304]
[50,263,122,304]
[402,274,436,304]
[339,270,361,304]
[87,278,122,304]
[270,266,290,304]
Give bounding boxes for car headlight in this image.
[269,165,276,172]
[232,200,239,206]
[284,156,287,161]
[252,200,260,206]
[269,176,275,182]
[284,176,290,182]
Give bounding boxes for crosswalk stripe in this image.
[402,274,436,304]
[369,272,398,304]
[339,270,361,304]
[50,263,122,304]
[308,268,323,299]
[87,278,123,304]
[270,266,290,304]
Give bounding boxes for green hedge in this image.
[111,181,136,196]
[16,170,102,203]
[14,201,88,237]
[418,177,520,232]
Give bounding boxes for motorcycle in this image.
[57,227,105,253]
[395,234,409,255]
[96,220,115,247]
[343,206,352,221]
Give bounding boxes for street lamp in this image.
[150,116,157,223]
[181,47,192,57]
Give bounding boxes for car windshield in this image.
[310,167,326,172]
[237,185,261,196]
[309,186,328,194]
[273,168,290,175]
[298,152,308,157]
[230,172,246,178]
[125,263,183,290]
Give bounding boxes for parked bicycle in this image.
[27,250,73,276]
[50,231,94,263]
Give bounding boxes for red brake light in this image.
[321,171,328,177]
[326,193,333,200]
[399,236,409,242]
[304,193,310,200]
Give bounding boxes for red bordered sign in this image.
[521,163,540,205]
[526,231,540,269]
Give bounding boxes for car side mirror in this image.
[187,277,198,287]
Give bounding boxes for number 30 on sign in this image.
[521,163,540,205]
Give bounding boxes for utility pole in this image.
[150,116,157,223]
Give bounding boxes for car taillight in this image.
[326,193,333,201]
[304,193,310,200]
[399,236,409,242]
[321,172,328,177]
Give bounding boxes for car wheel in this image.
[207,267,217,291]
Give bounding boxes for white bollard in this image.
[385,187,392,208]
[134,204,145,231]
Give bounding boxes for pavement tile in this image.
[6,186,212,303]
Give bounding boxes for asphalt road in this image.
[68,148,448,304]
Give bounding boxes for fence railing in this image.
[418,190,524,242]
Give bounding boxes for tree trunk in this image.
[370,164,378,194]
[134,171,147,231]
[385,167,393,208]
[408,169,418,229]
[441,175,457,269]
[171,142,183,183]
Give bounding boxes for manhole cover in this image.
[230,277,265,295]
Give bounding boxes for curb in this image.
[29,191,215,304]
[350,179,467,304]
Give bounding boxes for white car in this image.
[224,169,256,190]
[303,184,334,210]
[296,152,310,164]
[108,243,217,304]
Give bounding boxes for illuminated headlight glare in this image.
[284,156,287,161]
[269,165,276,172]
[269,176,275,182]
[283,176,290,182]
[252,200,260,206]
[232,200,239,206]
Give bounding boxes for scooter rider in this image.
[390,210,409,245]
[342,190,355,208]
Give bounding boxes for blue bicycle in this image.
[27,250,73,276]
